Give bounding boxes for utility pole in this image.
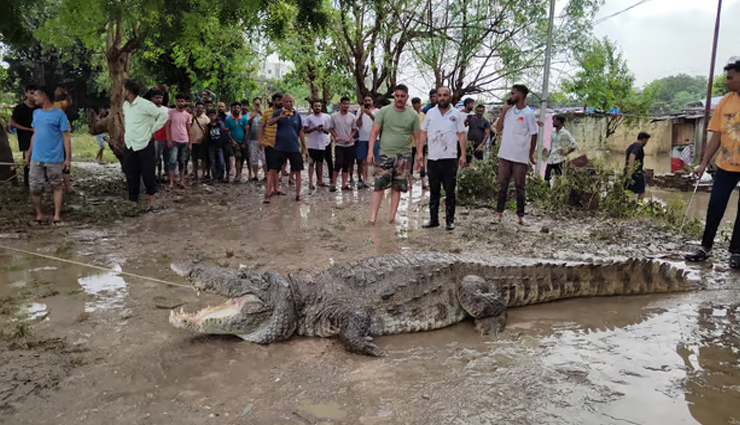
[536,0,556,175]
[701,0,723,161]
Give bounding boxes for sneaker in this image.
[422,221,440,229]
[684,248,710,262]
[730,254,740,270]
[445,222,455,231]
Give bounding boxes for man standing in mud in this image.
[625,132,651,200]
[122,80,169,208]
[466,104,492,163]
[355,95,378,189]
[10,84,38,186]
[24,85,70,226]
[260,93,283,203]
[545,114,577,183]
[367,84,422,224]
[420,87,466,230]
[166,94,193,189]
[330,96,358,192]
[685,60,740,268]
[267,93,307,201]
[495,84,538,226]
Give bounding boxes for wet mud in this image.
[1,168,739,424]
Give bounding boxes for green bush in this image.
[456,157,500,207]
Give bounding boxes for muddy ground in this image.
[0,165,739,425]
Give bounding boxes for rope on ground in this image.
[0,162,24,166]
[0,244,193,290]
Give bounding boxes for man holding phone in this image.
[495,84,538,226]
[304,99,332,189]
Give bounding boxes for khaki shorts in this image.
[373,153,410,192]
[29,161,63,195]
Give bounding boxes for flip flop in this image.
[29,219,48,227]
[52,220,67,227]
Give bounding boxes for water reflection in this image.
[77,264,128,313]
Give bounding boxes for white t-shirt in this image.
[422,106,466,161]
[355,107,378,141]
[303,113,332,150]
[498,106,538,164]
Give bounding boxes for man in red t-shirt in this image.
[150,91,169,181]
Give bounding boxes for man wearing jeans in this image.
[495,84,538,226]
[685,60,740,268]
[121,80,169,207]
[420,87,466,231]
[24,85,70,226]
[166,94,192,188]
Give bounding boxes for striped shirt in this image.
[262,107,278,147]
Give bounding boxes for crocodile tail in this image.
[501,259,695,308]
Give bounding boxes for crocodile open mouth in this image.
[169,294,262,326]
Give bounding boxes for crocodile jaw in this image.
[169,294,271,335]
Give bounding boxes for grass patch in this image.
[9,132,118,163]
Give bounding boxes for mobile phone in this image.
[365,104,370,109]
[506,98,516,105]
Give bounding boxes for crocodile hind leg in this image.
[337,308,383,357]
[458,275,508,336]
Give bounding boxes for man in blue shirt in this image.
[266,93,307,201]
[421,89,437,114]
[24,85,71,226]
[224,102,249,182]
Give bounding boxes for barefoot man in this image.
[367,84,422,224]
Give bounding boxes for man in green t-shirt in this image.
[367,84,422,224]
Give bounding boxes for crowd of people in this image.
[8,59,740,271]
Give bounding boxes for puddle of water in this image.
[648,187,739,222]
[19,302,48,321]
[296,399,347,420]
[76,264,128,313]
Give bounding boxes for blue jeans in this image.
[168,142,189,174]
[208,145,225,180]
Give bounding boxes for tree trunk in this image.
[88,19,137,162]
[0,123,18,185]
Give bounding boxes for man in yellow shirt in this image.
[259,93,283,203]
[685,59,740,267]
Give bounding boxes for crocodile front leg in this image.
[458,275,508,336]
[337,307,382,357]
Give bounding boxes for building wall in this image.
[561,114,673,156]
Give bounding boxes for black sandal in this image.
[684,248,711,262]
[730,254,740,270]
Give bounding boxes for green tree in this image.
[713,75,729,97]
[563,37,655,137]
[413,0,600,103]
[646,74,707,114]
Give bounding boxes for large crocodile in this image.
[169,253,697,356]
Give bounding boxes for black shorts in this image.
[308,149,325,164]
[627,173,646,194]
[191,143,207,161]
[265,146,281,171]
[334,145,356,172]
[271,150,304,172]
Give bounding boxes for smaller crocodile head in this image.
[169,294,273,336]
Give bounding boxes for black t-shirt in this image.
[625,141,645,174]
[206,122,223,147]
[11,102,37,151]
[466,115,492,146]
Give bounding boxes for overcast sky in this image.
[593,0,740,86]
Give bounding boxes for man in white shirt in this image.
[545,114,578,183]
[420,87,467,230]
[495,84,538,226]
[303,100,332,189]
[355,95,377,189]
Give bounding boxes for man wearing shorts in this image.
[355,95,377,189]
[24,85,70,226]
[189,102,210,183]
[367,84,422,224]
[225,102,250,183]
[303,100,332,190]
[267,93,307,201]
[247,97,265,181]
[260,93,283,202]
[10,84,38,186]
[166,94,192,188]
[330,96,358,191]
